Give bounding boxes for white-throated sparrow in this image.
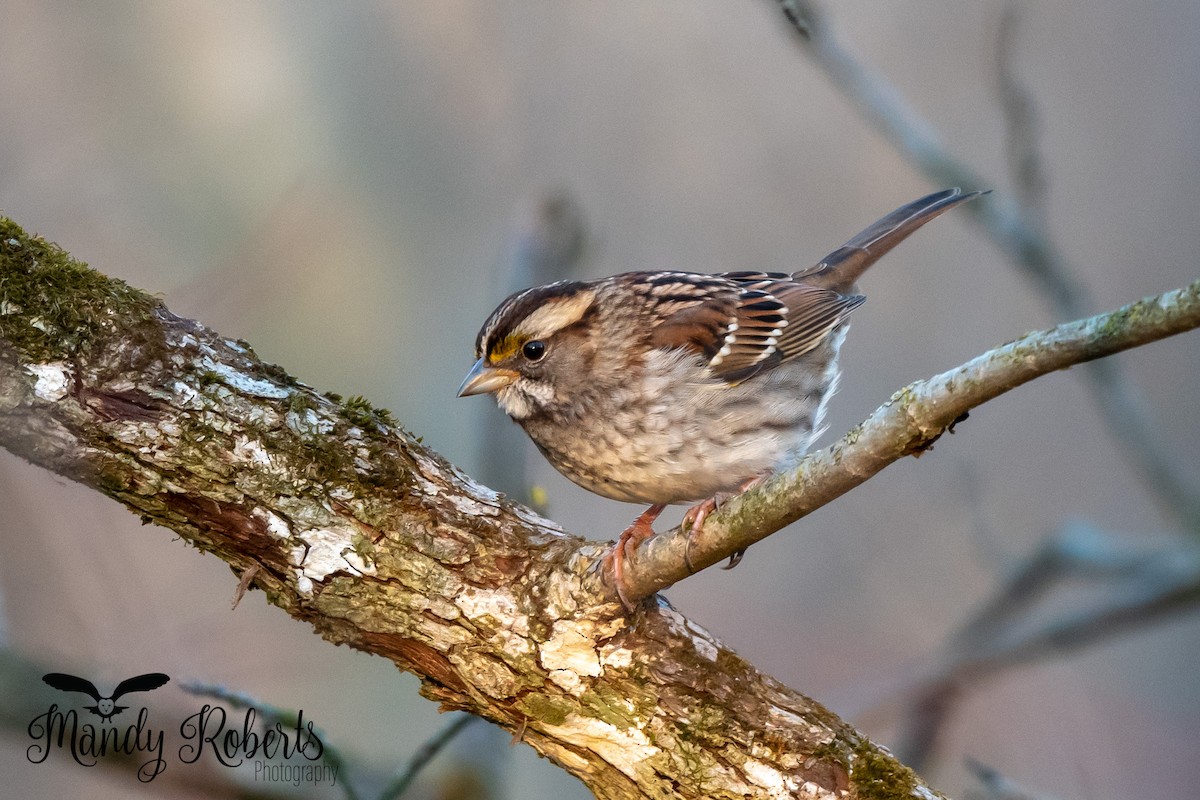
[460,188,981,605]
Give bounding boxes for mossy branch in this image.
[0,219,950,798]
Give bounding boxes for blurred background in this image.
[1,1,1198,798]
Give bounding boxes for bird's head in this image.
[458,281,600,421]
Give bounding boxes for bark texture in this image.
[0,220,940,798]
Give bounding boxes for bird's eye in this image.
[522,340,547,361]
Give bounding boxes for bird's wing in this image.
[42,673,102,701]
[110,673,170,700]
[713,272,863,382]
[646,271,863,384]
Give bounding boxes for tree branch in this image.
[775,0,1200,530]
[622,277,1200,601]
[0,220,946,798]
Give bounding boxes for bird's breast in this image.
[514,339,844,504]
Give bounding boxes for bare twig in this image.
[775,0,1200,530]
[890,526,1200,768]
[965,758,1060,800]
[994,5,1048,222]
[230,562,261,610]
[380,714,479,800]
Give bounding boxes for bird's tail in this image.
[795,188,985,292]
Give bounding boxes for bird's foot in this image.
[682,476,765,572]
[606,503,666,611]
[681,495,723,573]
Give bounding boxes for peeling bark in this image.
[0,220,941,798]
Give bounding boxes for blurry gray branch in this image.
[183,680,479,800]
[891,523,1200,769]
[457,192,586,798]
[777,0,1200,531]
[964,758,1061,800]
[994,7,1048,222]
[381,713,479,800]
[476,192,586,510]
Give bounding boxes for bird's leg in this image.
[682,475,766,572]
[606,503,667,611]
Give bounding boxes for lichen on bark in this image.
[2,217,938,799]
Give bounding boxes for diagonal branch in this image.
[775,0,1200,530]
[621,278,1200,601]
[0,219,949,799]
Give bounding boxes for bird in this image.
[459,188,982,607]
[42,672,171,722]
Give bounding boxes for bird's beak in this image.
[458,358,518,397]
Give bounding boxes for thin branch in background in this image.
[181,686,482,800]
[964,758,1060,800]
[181,681,360,800]
[947,522,1182,653]
[506,191,588,294]
[890,526,1200,769]
[775,0,1200,530]
[994,5,1048,223]
[380,714,480,800]
[477,191,587,513]
[456,192,588,799]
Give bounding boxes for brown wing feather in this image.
[642,273,740,361]
[796,188,984,292]
[773,286,865,359]
[642,270,865,384]
[709,274,864,383]
[649,293,738,357]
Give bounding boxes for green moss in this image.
[286,390,319,413]
[519,693,570,726]
[807,739,847,765]
[0,219,162,363]
[802,735,936,799]
[341,395,377,428]
[0,215,419,557]
[847,735,927,800]
[341,394,400,431]
[92,457,136,496]
[674,703,726,747]
[579,682,646,729]
[351,530,378,563]
[258,359,296,387]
